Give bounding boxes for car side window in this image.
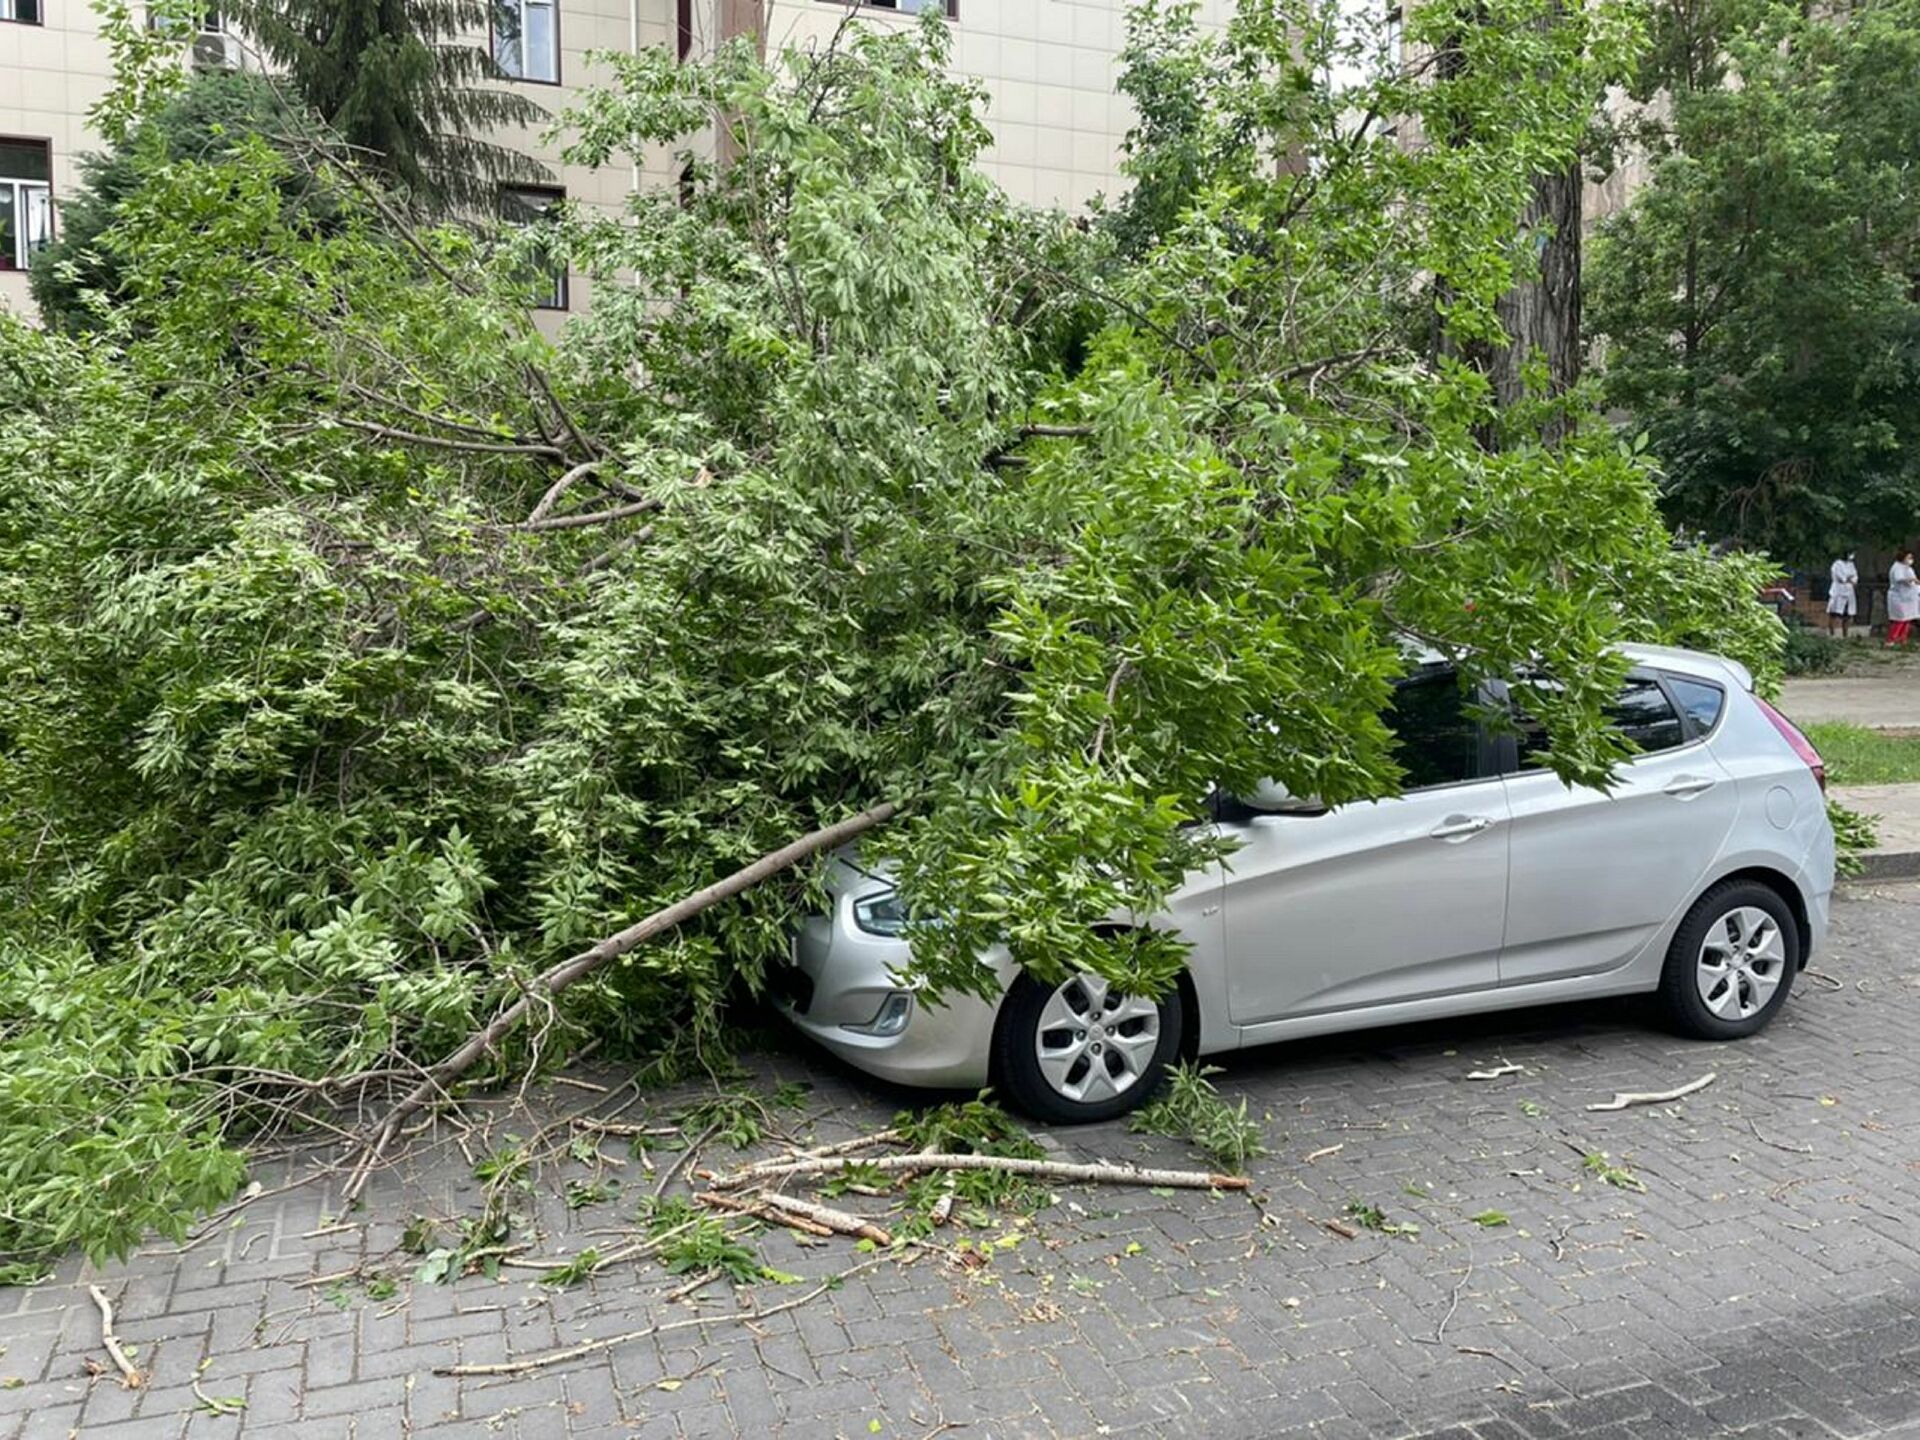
[1513,674,1688,770]
[1665,676,1725,737]
[1608,678,1686,754]
[1385,673,1481,790]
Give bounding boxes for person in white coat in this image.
[1889,551,1919,646]
[1827,553,1859,636]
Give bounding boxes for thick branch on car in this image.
[338,801,902,1201]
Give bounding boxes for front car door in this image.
[1221,669,1511,1026]
[1497,669,1742,986]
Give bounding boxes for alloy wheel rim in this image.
[1695,905,1786,1021]
[1033,973,1160,1104]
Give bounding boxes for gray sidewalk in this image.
[6,884,1920,1438]
[1781,677,1918,730]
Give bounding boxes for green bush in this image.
[1783,627,1844,676]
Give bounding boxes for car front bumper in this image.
[774,890,1009,1090]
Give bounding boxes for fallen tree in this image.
[0,1,1784,1271]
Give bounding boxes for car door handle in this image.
[1664,775,1717,799]
[1431,815,1494,840]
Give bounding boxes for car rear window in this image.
[1514,674,1688,768]
[1665,676,1726,737]
[1607,678,1687,754]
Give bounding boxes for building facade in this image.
[0,0,1232,320]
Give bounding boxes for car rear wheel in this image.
[1658,880,1799,1040]
[992,970,1184,1125]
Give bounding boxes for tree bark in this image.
[1491,160,1584,427]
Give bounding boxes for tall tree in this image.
[0,6,1779,1270]
[226,0,551,210]
[1588,0,1920,559]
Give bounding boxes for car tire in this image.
[992,969,1184,1125]
[1657,880,1799,1040]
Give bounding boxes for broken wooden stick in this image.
[436,1256,890,1377]
[87,1286,143,1389]
[1467,1061,1523,1081]
[1586,1073,1716,1112]
[758,1192,893,1246]
[710,1152,1250,1192]
[339,801,901,1201]
[696,1191,835,1237]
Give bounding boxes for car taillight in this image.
[1753,695,1826,792]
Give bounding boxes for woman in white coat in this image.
[1889,551,1919,646]
[1828,553,1859,636]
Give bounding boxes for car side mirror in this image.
[1211,780,1326,822]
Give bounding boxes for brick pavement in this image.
[6,883,1920,1439]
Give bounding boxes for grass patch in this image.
[1803,722,1920,785]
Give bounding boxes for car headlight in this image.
[852,891,910,938]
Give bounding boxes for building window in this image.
[677,0,692,59]
[816,0,956,15]
[0,140,53,273]
[0,0,43,24]
[492,0,559,83]
[500,186,567,310]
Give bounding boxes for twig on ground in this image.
[1586,1073,1716,1111]
[664,1269,719,1304]
[1304,1143,1344,1164]
[654,1122,722,1199]
[1466,1061,1523,1081]
[1747,1118,1814,1155]
[87,1286,143,1389]
[436,1256,889,1377]
[709,1153,1249,1193]
[191,1379,245,1415]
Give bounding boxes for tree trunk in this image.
[1490,160,1584,434]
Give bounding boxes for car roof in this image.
[1400,639,1754,693]
[1616,642,1754,692]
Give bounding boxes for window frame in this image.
[499,183,568,311]
[0,136,54,274]
[814,0,958,18]
[490,0,562,86]
[0,0,43,26]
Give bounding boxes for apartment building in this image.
[0,0,1233,319]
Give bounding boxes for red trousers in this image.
[1891,620,1913,645]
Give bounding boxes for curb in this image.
[1853,849,1920,881]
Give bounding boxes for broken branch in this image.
[87,1286,143,1389]
[758,1192,893,1245]
[436,1256,890,1377]
[339,800,902,1202]
[711,1152,1249,1193]
[1586,1073,1716,1112]
[697,1191,836,1237]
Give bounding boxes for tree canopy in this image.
[0,2,1778,1273]
[1588,0,1920,560]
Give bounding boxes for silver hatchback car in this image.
[776,644,1835,1123]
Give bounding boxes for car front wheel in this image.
[1658,880,1799,1040]
[992,970,1184,1124]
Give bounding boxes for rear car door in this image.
[1221,669,1511,1026]
[1497,671,1742,986]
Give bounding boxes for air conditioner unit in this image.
[189,31,246,70]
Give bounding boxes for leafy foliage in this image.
[30,70,321,331]
[1589,0,1920,559]
[1128,1064,1265,1172]
[0,5,1783,1271]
